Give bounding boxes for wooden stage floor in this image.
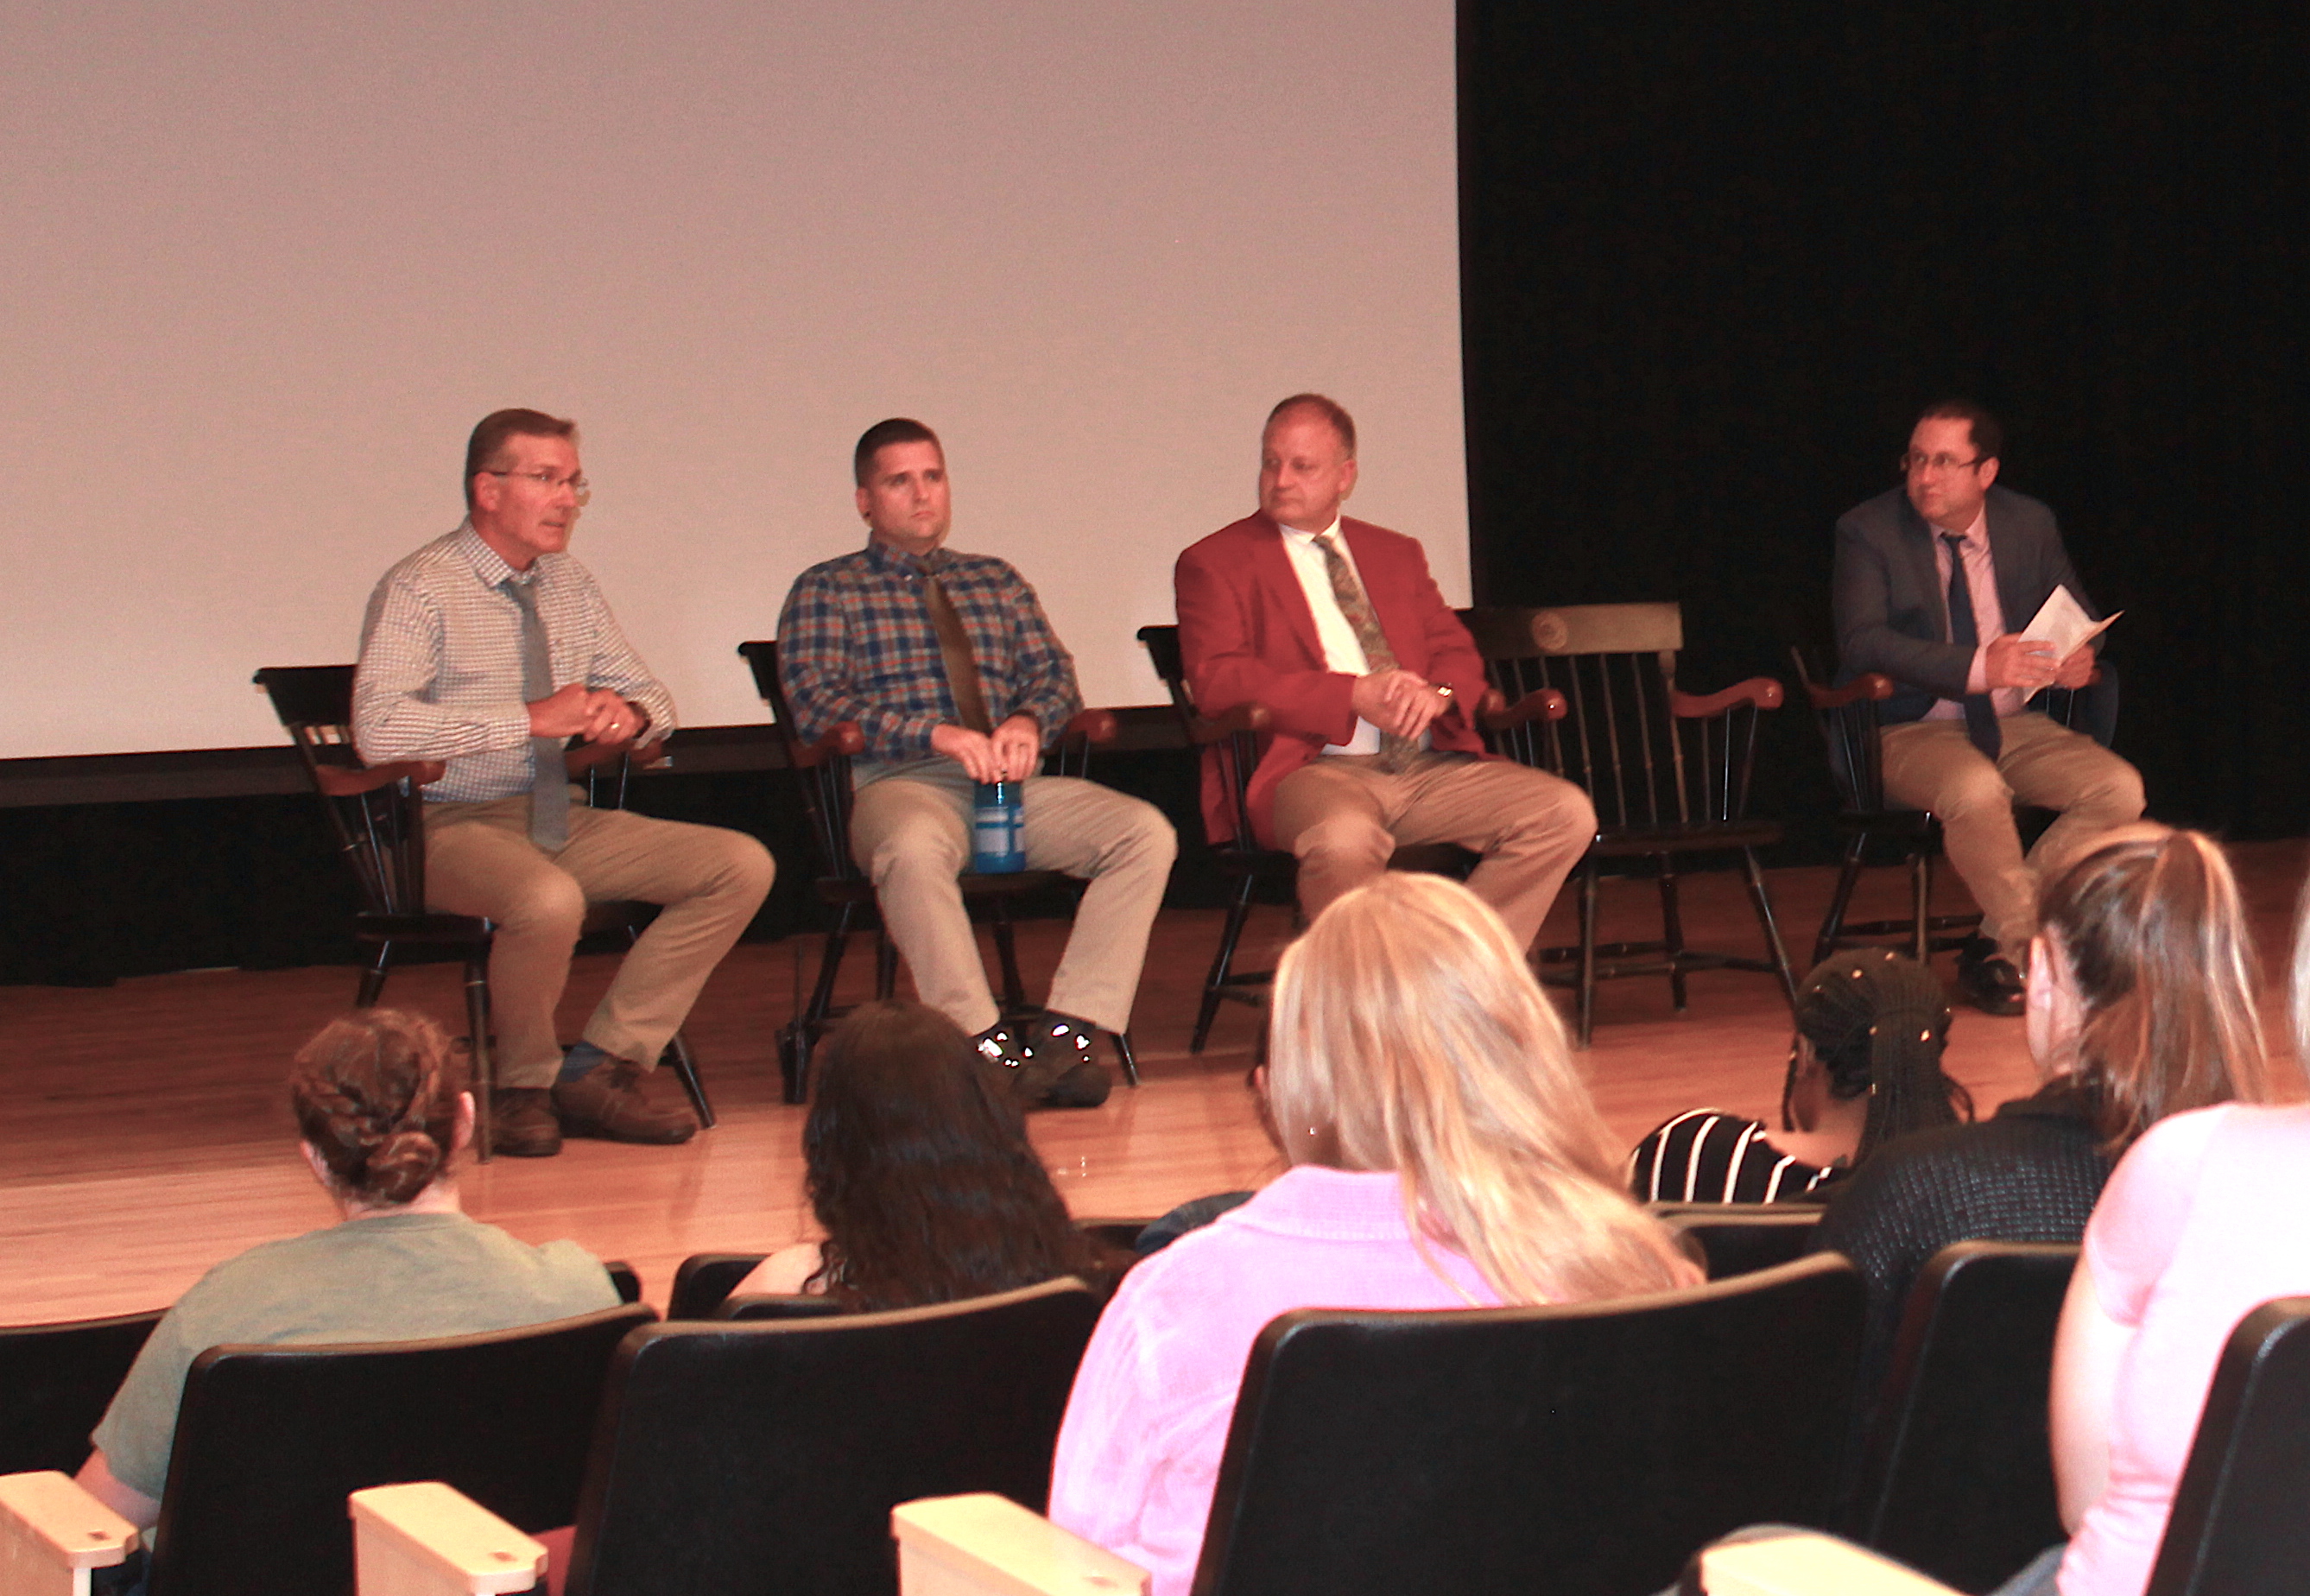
[6,842,2303,1323]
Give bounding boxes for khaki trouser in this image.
[1879,712,2146,961]
[847,771,1177,1037]
[1270,754,1598,950]
[425,795,776,1088]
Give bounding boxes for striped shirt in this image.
[1628,1110,1840,1205]
[775,538,1081,762]
[353,523,675,804]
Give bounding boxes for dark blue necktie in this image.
[1941,534,2003,760]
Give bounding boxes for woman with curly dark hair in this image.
[735,1000,1122,1309]
[75,1009,618,1535]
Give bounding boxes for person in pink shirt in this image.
[1046,872,1698,1596]
[1998,861,2302,1596]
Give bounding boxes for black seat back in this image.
[1850,1241,2078,1591]
[1196,1254,1865,1596]
[2146,1295,2310,1596]
[666,1252,770,1320]
[1652,1203,1826,1279]
[564,1277,1100,1596]
[149,1302,654,1596]
[0,1309,164,1474]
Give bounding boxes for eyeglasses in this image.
[1899,452,1984,476]
[481,468,591,504]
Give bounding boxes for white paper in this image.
[2021,587,2119,660]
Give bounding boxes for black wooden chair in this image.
[1462,605,1799,1045]
[253,665,714,1158]
[1650,1202,1826,1280]
[0,1309,163,1477]
[555,1278,1101,1596]
[142,1302,653,1596]
[713,1294,854,1322]
[1845,1241,2077,1593]
[1790,646,2117,968]
[737,640,1138,1102]
[1134,623,1562,1053]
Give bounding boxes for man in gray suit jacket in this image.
[1832,401,2144,1014]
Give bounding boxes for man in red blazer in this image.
[1173,395,1595,948]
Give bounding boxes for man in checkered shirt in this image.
[776,418,1175,1106]
[354,408,775,1156]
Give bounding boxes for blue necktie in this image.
[502,577,570,849]
[1941,534,2003,760]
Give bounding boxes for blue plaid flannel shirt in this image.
[775,539,1082,762]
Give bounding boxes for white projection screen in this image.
[1,0,1465,762]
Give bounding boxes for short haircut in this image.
[854,417,943,487]
[1264,393,1357,458]
[464,408,578,511]
[1914,398,2003,463]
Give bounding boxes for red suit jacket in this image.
[1174,511,1490,846]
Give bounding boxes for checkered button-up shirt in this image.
[353,523,676,803]
[775,539,1081,762]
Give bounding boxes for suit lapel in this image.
[1894,498,1952,637]
[1982,491,2034,634]
[1249,515,1329,668]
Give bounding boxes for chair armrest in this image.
[1477,687,1567,732]
[0,1471,140,1592]
[313,760,446,796]
[892,1492,1149,1596]
[349,1481,547,1596]
[1671,677,1785,717]
[1689,1529,1958,1595]
[794,721,868,770]
[1058,709,1118,744]
[1188,702,1273,745]
[1804,672,1895,710]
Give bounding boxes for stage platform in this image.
[6,842,2302,1322]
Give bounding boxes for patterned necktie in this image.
[923,568,993,733]
[502,577,570,849]
[1941,534,2003,760]
[1314,532,1419,770]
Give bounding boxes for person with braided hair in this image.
[74,1010,618,1535]
[1628,948,1970,1205]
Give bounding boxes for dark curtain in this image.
[1460,3,2307,843]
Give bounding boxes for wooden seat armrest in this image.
[1188,702,1273,744]
[313,760,446,796]
[794,721,868,770]
[0,1470,140,1593]
[1478,686,1568,732]
[1058,708,1119,744]
[1804,672,1895,710]
[1690,1528,1958,1596]
[891,1492,1149,1596]
[348,1481,547,1596]
[1671,676,1785,717]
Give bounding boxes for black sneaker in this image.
[1954,937,2026,1016]
[975,1013,1111,1108]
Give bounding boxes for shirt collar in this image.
[861,535,952,578]
[1277,516,1344,548]
[453,521,538,589]
[1933,504,1990,548]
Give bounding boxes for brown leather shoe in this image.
[553,1059,698,1144]
[490,1087,563,1157]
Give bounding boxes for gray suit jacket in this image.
[1832,484,2101,725]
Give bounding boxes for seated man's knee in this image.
[1122,800,1179,867]
[718,831,778,898]
[1924,762,2014,820]
[1294,811,1393,874]
[493,868,588,940]
[862,811,966,883]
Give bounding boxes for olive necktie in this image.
[503,577,570,849]
[1315,532,1418,770]
[1941,533,2003,760]
[924,569,993,734]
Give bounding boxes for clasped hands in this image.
[1351,668,1454,740]
[527,683,654,750]
[932,715,1044,783]
[1984,635,2096,694]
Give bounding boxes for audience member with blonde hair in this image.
[75,1010,618,1533]
[1047,873,1697,1596]
[1810,826,2270,1420]
[1998,863,2310,1596]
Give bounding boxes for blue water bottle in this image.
[971,781,1027,872]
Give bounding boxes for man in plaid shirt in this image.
[777,418,1175,1105]
[355,408,775,1156]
